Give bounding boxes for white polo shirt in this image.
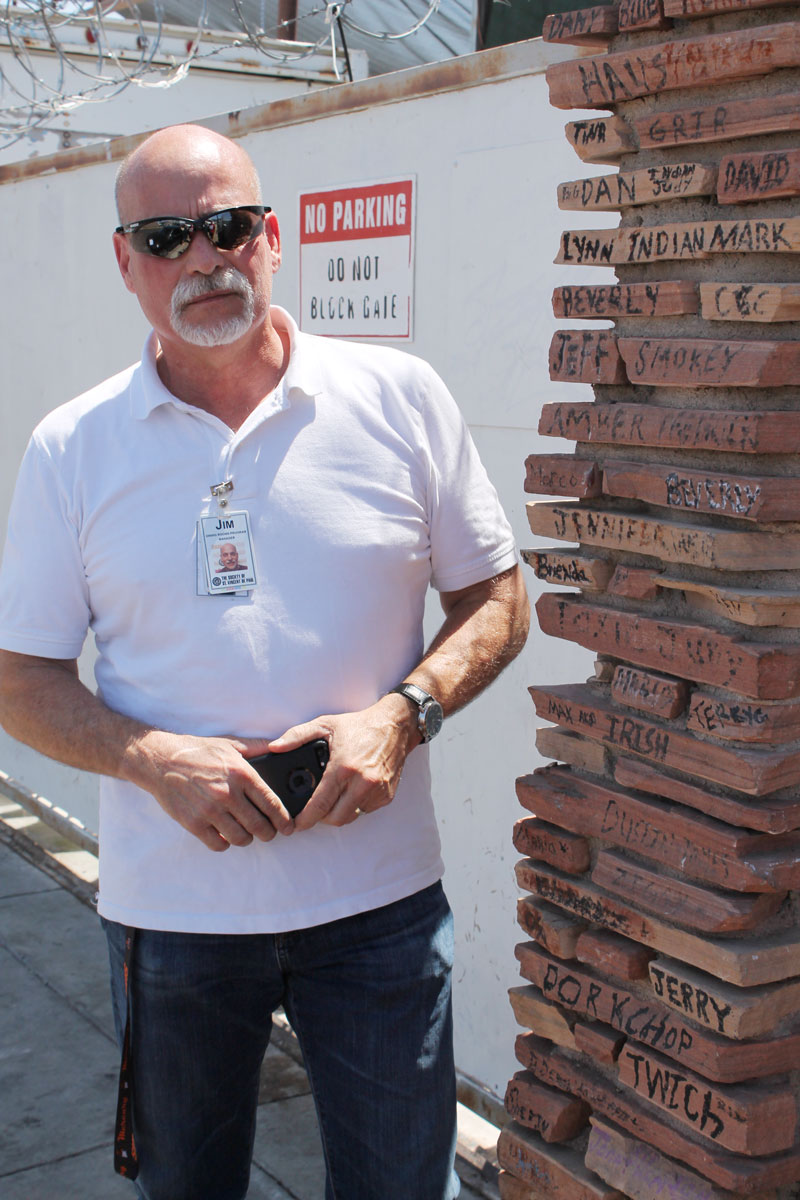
[0,309,518,932]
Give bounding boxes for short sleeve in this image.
[420,364,518,593]
[0,434,91,658]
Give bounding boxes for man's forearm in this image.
[0,650,152,781]
[405,564,530,718]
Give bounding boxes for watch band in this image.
[390,683,444,743]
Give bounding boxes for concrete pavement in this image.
[0,834,494,1198]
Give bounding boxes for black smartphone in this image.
[248,739,330,818]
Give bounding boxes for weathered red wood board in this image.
[592,849,784,933]
[557,218,800,265]
[516,765,800,891]
[607,566,661,602]
[615,757,800,834]
[515,860,800,985]
[515,1034,800,1191]
[649,955,800,1039]
[688,691,800,744]
[615,1041,797,1155]
[611,665,687,718]
[665,0,800,18]
[522,547,613,591]
[558,163,714,210]
[538,402,800,454]
[602,460,800,521]
[543,4,619,44]
[529,504,800,574]
[517,896,588,959]
[618,337,800,388]
[585,1118,776,1200]
[505,1071,590,1142]
[700,282,800,323]
[498,1122,624,1200]
[576,928,654,980]
[718,147,800,203]
[632,91,800,152]
[517,941,800,1081]
[565,116,637,164]
[658,575,800,627]
[546,24,800,110]
[535,725,611,775]
[525,455,602,498]
[513,818,591,874]
[553,281,698,319]
[509,986,578,1048]
[529,681,800,792]
[549,331,627,384]
[618,0,671,31]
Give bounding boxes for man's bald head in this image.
[115,125,262,224]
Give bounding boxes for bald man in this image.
[0,125,528,1200]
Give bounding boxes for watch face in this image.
[422,700,444,740]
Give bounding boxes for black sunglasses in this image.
[115,205,271,259]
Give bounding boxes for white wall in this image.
[0,41,614,1099]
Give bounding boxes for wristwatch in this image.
[390,683,444,743]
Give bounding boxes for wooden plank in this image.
[529,503,800,573]
[546,24,800,110]
[549,330,627,384]
[516,896,588,958]
[615,757,800,834]
[611,665,688,719]
[518,941,800,1081]
[509,985,578,1048]
[719,147,800,203]
[525,454,602,498]
[498,1122,625,1200]
[616,1042,798,1155]
[543,5,620,45]
[618,0,671,30]
[515,861,800,986]
[658,575,800,628]
[666,0,800,18]
[553,281,698,319]
[603,459,800,521]
[538,401,800,454]
[575,927,654,979]
[649,956,800,1039]
[688,691,800,744]
[535,725,611,775]
[701,282,800,323]
[592,848,784,933]
[606,565,661,601]
[513,817,591,874]
[558,163,714,210]
[564,116,637,165]
[574,1021,627,1064]
[518,765,800,892]
[505,1071,590,1142]
[618,336,800,388]
[530,681,800,793]
[535,593,800,701]
[556,217,800,265]
[522,547,613,591]
[632,91,800,152]
[585,1118,779,1200]
[515,1034,800,1192]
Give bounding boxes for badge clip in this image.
[210,480,234,508]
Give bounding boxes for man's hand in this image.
[267,693,419,831]
[127,730,295,852]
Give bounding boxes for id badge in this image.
[199,510,258,595]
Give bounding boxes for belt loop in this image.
[114,927,139,1178]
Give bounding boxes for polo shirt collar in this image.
[130,306,323,421]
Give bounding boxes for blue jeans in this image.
[103,882,459,1200]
